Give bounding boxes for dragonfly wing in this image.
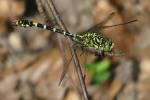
[72,45,90,86]
[83,12,137,34]
[79,45,90,79]
[59,44,90,86]
[82,12,116,34]
[58,43,79,86]
[97,19,138,29]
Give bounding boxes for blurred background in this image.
[0,0,150,100]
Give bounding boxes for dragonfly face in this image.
[104,38,114,51]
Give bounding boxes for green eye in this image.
[104,43,110,51]
[110,43,114,50]
[104,38,114,51]
[108,38,112,42]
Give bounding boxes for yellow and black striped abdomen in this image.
[12,19,74,37]
[16,19,32,27]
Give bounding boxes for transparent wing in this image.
[79,46,90,79]
[95,19,138,31]
[82,12,115,34]
[73,45,90,86]
[82,12,138,34]
[59,43,90,86]
[58,43,79,86]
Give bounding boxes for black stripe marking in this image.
[102,39,105,44]
[29,21,33,27]
[95,37,100,45]
[46,26,53,30]
[37,23,44,28]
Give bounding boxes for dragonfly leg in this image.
[80,45,87,56]
[95,52,99,56]
[95,50,105,58]
[80,46,84,56]
[101,51,105,58]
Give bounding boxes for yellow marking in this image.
[85,34,87,37]
[53,28,56,32]
[43,25,47,29]
[26,24,29,27]
[96,38,100,42]
[16,20,18,25]
[63,31,66,35]
[73,34,76,40]
[21,24,24,27]
[101,47,104,50]
[90,39,93,44]
[33,22,37,26]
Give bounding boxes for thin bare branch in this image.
[46,0,89,99]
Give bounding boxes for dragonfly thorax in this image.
[74,33,114,52]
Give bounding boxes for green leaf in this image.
[92,71,110,85]
[86,63,95,71]
[93,59,111,74]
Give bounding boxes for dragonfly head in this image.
[104,38,114,51]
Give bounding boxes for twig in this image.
[45,0,89,99]
[82,46,128,57]
[35,0,49,22]
[36,0,82,99]
[57,33,82,99]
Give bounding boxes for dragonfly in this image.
[12,12,138,85]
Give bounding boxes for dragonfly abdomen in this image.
[12,19,74,37]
